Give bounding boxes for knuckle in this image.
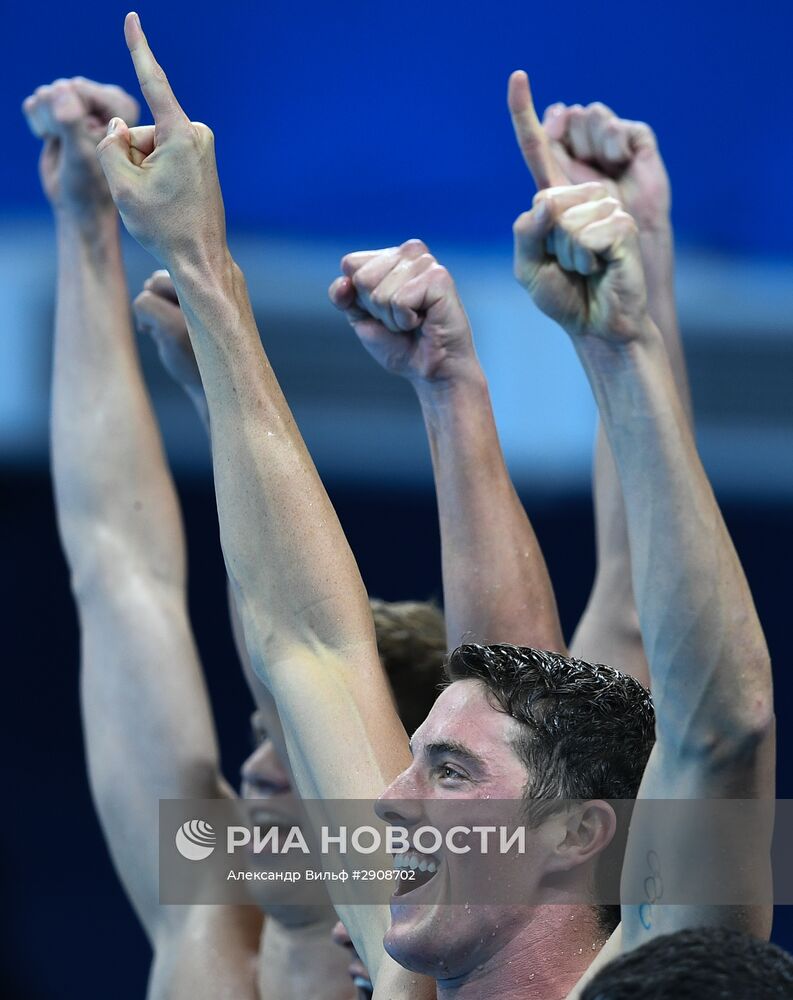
[350,268,370,292]
[584,181,610,199]
[634,121,656,143]
[132,290,151,312]
[615,210,637,232]
[417,252,437,268]
[390,287,410,310]
[401,237,428,254]
[512,210,533,234]
[192,121,215,143]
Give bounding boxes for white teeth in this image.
[394,851,439,874]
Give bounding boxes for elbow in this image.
[726,651,776,757]
[659,655,775,768]
[732,696,776,755]
[672,699,775,770]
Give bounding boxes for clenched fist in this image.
[96,13,227,270]
[22,77,139,219]
[513,183,647,343]
[328,240,478,387]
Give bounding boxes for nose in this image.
[331,919,352,948]
[240,737,292,793]
[374,766,424,826]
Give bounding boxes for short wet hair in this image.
[371,599,447,736]
[445,643,656,934]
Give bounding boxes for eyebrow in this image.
[417,739,489,773]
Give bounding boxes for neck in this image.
[437,906,605,1000]
[258,909,353,1000]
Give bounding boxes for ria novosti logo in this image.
[175,819,216,861]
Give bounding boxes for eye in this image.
[434,763,466,783]
[250,726,268,749]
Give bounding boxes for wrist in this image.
[572,315,664,377]
[55,205,119,246]
[167,243,239,300]
[411,360,488,411]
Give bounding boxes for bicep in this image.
[79,570,225,938]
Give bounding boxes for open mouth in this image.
[393,849,440,897]
[246,808,296,853]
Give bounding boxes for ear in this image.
[547,800,617,873]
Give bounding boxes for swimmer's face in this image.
[239,710,316,916]
[241,710,299,823]
[374,679,558,981]
[331,920,373,1000]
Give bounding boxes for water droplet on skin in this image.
[529,973,535,981]
[578,948,583,954]
[591,942,597,950]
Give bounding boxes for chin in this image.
[383,915,437,975]
[384,903,473,978]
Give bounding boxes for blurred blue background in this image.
[2,1,792,997]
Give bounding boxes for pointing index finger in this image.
[508,70,568,191]
[124,11,187,132]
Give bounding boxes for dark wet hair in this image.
[445,643,656,935]
[581,926,793,999]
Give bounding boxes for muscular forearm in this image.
[579,326,772,749]
[168,252,407,778]
[52,211,185,592]
[416,369,565,652]
[169,253,370,655]
[573,224,689,684]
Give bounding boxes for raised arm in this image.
[23,77,227,943]
[329,241,565,652]
[508,76,694,685]
[97,16,414,986]
[133,270,303,751]
[510,105,774,948]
